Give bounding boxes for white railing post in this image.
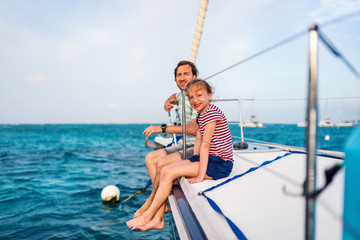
[305,24,319,240]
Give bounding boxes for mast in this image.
[189,0,209,64]
[182,0,209,160]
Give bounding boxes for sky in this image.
[0,0,359,124]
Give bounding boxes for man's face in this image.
[175,64,196,89]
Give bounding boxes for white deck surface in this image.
[171,148,344,240]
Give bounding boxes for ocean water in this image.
[0,124,355,239]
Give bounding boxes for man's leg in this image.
[145,149,166,183]
[134,152,182,218]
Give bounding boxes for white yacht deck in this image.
[169,145,344,240]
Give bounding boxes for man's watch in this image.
[161,124,167,133]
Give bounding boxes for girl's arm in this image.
[188,121,217,184]
[193,129,202,155]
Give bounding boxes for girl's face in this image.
[187,86,212,113]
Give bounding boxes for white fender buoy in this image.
[101,185,120,202]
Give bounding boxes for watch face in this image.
[161,124,166,132]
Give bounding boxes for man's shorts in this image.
[189,155,233,180]
[163,144,194,159]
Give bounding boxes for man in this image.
[133,61,198,221]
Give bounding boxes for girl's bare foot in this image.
[136,216,165,231]
[126,214,152,230]
[134,199,152,218]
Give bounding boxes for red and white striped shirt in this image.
[197,104,233,162]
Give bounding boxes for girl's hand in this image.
[187,176,204,184]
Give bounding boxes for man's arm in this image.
[164,93,178,112]
[142,119,197,138]
[163,119,197,136]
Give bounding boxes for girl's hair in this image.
[186,79,213,94]
[174,61,199,79]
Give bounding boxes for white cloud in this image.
[27,74,50,83]
[131,49,145,62]
[103,101,122,111]
[0,0,358,124]
[310,0,360,23]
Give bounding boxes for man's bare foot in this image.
[126,214,152,230]
[164,204,172,213]
[136,217,165,231]
[134,199,152,218]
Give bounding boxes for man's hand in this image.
[164,93,178,112]
[142,125,162,138]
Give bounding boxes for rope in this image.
[237,96,360,101]
[318,27,360,79]
[201,193,247,240]
[199,151,352,240]
[203,30,308,81]
[202,11,360,82]
[310,162,343,198]
[232,136,345,159]
[202,151,297,194]
[198,151,300,239]
[121,179,152,204]
[319,9,360,28]
[232,136,307,152]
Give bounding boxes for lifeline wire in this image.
[203,10,360,82]
[240,96,360,101]
[203,30,308,81]
[319,9,360,28]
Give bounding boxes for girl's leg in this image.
[136,202,167,231]
[127,160,200,229]
[134,153,182,218]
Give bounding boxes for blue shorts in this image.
[188,155,233,180]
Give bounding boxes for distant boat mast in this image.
[189,0,209,63]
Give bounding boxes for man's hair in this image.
[174,61,199,79]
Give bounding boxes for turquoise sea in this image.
[0,124,356,239]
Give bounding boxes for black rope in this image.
[318,27,360,79]
[302,163,344,199]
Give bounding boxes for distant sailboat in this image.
[335,120,356,127]
[318,116,335,127]
[297,121,307,127]
[242,115,264,128]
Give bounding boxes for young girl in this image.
[126,79,233,230]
